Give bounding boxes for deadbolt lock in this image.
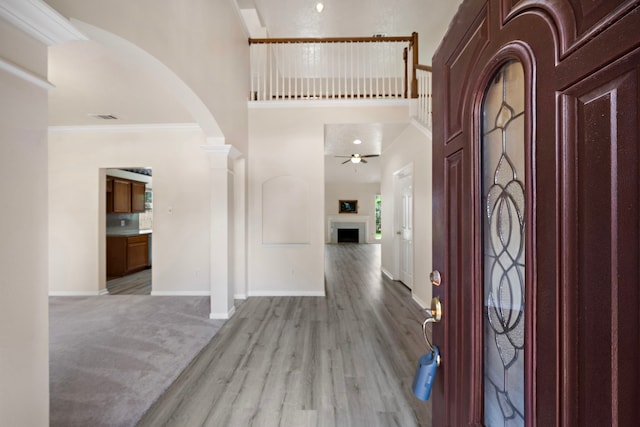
[430,270,442,286]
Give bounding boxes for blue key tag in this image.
[412,346,439,401]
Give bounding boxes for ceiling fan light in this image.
[351,157,361,164]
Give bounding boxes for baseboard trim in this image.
[49,291,100,296]
[247,290,326,297]
[234,293,247,300]
[150,291,210,296]
[210,305,236,320]
[381,267,394,280]
[412,294,429,309]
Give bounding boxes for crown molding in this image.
[201,144,243,160]
[0,0,87,45]
[48,123,201,133]
[0,55,53,89]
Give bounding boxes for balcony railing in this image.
[249,33,432,128]
[415,64,432,128]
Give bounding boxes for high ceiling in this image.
[48,40,192,126]
[242,0,462,184]
[249,0,461,63]
[46,0,463,183]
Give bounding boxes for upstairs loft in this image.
[249,32,432,128]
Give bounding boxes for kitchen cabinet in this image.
[106,177,113,212]
[131,181,145,213]
[107,234,150,278]
[126,234,148,271]
[112,178,131,213]
[106,176,146,213]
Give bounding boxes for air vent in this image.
[89,114,118,120]
[372,33,387,38]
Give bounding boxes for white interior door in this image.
[394,165,413,288]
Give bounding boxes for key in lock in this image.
[412,346,440,401]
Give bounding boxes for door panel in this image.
[443,11,489,140]
[400,174,413,287]
[560,50,640,426]
[432,0,640,425]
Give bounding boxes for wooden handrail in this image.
[249,36,414,45]
[248,33,431,101]
[411,32,419,98]
[403,47,409,99]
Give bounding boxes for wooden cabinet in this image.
[106,175,146,213]
[131,181,145,213]
[126,235,148,271]
[107,234,150,278]
[106,235,128,277]
[106,177,113,213]
[112,178,131,213]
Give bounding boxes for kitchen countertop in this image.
[107,229,152,237]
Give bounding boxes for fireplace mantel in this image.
[328,215,370,244]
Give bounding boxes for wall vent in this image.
[89,113,118,120]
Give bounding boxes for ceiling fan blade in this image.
[361,159,368,163]
[361,154,380,158]
[334,155,352,158]
[341,159,351,164]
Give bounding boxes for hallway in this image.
[138,244,432,427]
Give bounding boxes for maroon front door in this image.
[431,1,640,425]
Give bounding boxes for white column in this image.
[233,158,247,300]
[0,2,86,425]
[202,144,241,319]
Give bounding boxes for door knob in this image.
[430,270,442,286]
[421,297,443,366]
[425,297,442,323]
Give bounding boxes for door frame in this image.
[393,162,414,287]
[432,0,640,425]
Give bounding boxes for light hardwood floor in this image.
[107,268,151,295]
[137,244,432,427]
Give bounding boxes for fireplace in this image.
[337,228,359,243]
[328,216,368,244]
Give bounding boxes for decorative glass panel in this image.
[482,60,526,426]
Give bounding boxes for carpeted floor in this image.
[49,296,225,427]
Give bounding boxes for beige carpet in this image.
[49,296,225,427]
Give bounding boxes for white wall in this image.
[248,102,408,295]
[325,182,380,243]
[48,128,212,295]
[45,0,250,153]
[381,121,433,307]
[0,19,50,427]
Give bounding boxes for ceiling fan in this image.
[335,153,380,164]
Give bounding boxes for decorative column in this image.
[202,143,241,319]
